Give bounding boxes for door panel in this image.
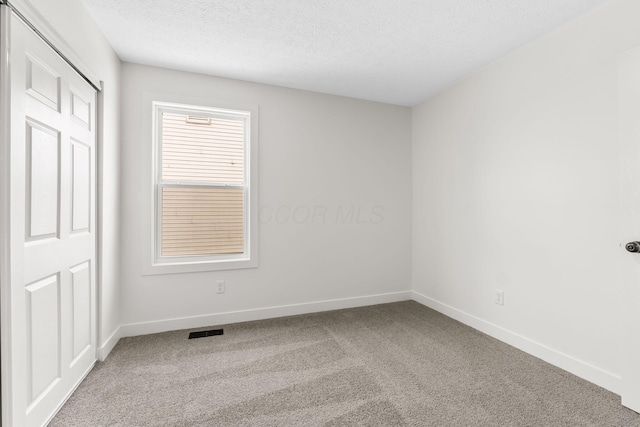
[70,261,91,361]
[26,120,60,240]
[25,54,60,111]
[2,9,97,427]
[71,140,91,232]
[25,274,61,407]
[70,91,91,129]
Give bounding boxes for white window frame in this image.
[141,95,259,275]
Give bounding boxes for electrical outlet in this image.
[494,290,504,305]
[217,280,226,294]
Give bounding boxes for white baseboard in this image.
[411,291,621,395]
[98,290,621,397]
[97,327,122,361]
[120,291,413,338]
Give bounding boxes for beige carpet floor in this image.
[50,301,640,426]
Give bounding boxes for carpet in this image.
[50,301,640,426]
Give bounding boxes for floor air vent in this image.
[189,329,224,339]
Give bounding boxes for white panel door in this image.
[1,9,97,427]
[619,45,640,414]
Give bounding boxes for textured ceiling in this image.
[80,0,608,106]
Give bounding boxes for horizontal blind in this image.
[159,111,246,258]
[161,187,244,256]
[162,113,244,184]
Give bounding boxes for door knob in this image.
[626,241,640,253]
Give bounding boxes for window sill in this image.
[142,257,258,276]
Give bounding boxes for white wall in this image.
[412,0,640,393]
[119,63,412,332]
[27,0,121,355]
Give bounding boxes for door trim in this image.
[618,44,640,414]
[0,6,14,426]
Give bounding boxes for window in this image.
[144,100,258,274]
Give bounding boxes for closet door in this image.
[1,8,97,427]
